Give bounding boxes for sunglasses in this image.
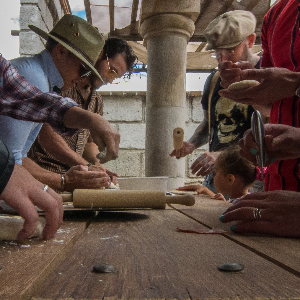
[105,55,118,80]
[79,63,92,78]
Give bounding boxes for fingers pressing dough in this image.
[228,80,260,90]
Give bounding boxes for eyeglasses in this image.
[79,63,92,78]
[105,55,118,80]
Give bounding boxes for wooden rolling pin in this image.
[173,127,184,150]
[61,190,195,209]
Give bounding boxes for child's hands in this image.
[176,185,215,197]
[176,184,204,194]
[211,193,227,201]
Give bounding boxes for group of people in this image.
[2,0,300,242]
[172,0,300,238]
[0,14,136,242]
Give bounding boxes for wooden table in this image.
[1,194,300,299]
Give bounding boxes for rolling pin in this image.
[61,190,195,209]
[173,127,184,150]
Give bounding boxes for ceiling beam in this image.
[59,0,71,15]
[131,0,139,24]
[195,42,206,52]
[109,0,115,34]
[84,0,92,24]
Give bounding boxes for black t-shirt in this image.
[201,60,260,151]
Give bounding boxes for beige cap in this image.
[204,10,256,50]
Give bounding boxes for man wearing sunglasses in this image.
[0,15,121,192]
[24,38,137,192]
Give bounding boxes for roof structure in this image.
[71,0,273,70]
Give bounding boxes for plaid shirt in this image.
[0,55,78,135]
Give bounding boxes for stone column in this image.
[140,2,199,189]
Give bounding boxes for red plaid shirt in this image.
[0,55,78,135]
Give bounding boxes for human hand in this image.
[219,190,300,237]
[88,164,118,184]
[89,114,120,161]
[0,163,63,243]
[218,67,300,106]
[65,165,110,191]
[239,124,300,165]
[190,153,216,177]
[170,141,196,158]
[218,61,253,89]
[176,184,204,194]
[211,193,226,201]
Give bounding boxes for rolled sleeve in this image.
[0,56,79,136]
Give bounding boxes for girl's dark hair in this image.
[215,145,256,186]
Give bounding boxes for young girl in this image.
[177,145,260,201]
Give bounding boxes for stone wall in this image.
[19,0,64,56]
[101,91,208,180]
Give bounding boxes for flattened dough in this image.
[228,80,260,90]
[0,215,43,241]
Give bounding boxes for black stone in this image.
[93,263,116,273]
[218,262,244,272]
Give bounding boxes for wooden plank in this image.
[84,0,93,24]
[30,209,300,299]
[131,0,139,25]
[0,213,93,299]
[109,0,115,34]
[172,195,300,275]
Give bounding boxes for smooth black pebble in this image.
[93,263,116,273]
[218,262,244,272]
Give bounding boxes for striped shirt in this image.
[261,0,300,191]
[27,86,103,174]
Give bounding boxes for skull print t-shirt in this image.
[201,60,260,152]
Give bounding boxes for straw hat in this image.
[29,14,104,79]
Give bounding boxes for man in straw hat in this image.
[170,10,261,195]
[25,38,137,192]
[0,54,121,242]
[0,14,120,191]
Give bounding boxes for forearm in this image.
[22,157,62,191]
[201,187,216,197]
[188,121,209,148]
[63,106,119,160]
[38,124,88,167]
[82,140,101,165]
[63,106,98,130]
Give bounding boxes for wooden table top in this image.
[1,194,300,299]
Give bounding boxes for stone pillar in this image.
[139,1,199,189]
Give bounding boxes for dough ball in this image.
[106,182,119,189]
[0,215,43,241]
[228,80,260,90]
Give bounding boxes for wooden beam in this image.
[195,42,206,52]
[59,0,71,15]
[84,0,92,24]
[131,0,139,24]
[109,0,115,34]
[215,0,235,17]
